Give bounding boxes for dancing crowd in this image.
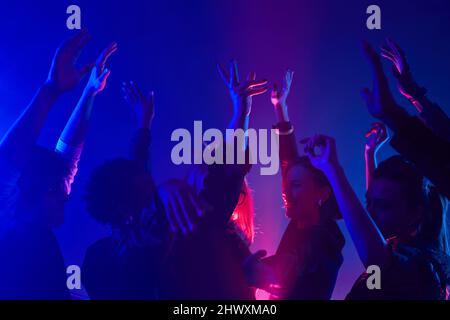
[0,30,449,300]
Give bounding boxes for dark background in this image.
[0,0,449,299]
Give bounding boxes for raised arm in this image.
[270,70,298,167]
[361,40,450,199]
[57,42,117,194]
[0,30,93,172]
[184,61,268,226]
[122,81,155,171]
[217,60,268,135]
[271,70,293,124]
[381,38,450,141]
[58,42,117,150]
[302,135,388,268]
[364,122,389,190]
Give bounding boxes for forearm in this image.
[390,116,450,198]
[0,83,60,169]
[415,98,450,141]
[130,128,152,172]
[274,121,298,162]
[229,111,249,132]
[364,147,376,190]
[59,89,96,149]
[324,164,388,267]
[274,103,290,123]
[227,105,250,151]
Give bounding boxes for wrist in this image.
[42,81,63,99]
[364,145,375,155]
[274,103,289,122]
[323,162,344,179]
[231,111,249,124]
[140,119,153,130]
[83,86,98,98]
[233,102,251,118]
[379,105,408,132]
[139,112,154,130]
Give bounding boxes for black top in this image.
[346,238,449,300]
[159,156,253,300]
[159,221,254,300]
[271,120,345,300]
[82,235,165,300]
[0,223,70,300]
[83,130,252,299]
[265,220,345,300]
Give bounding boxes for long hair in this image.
[85,158,148,228]
[231,178,255,244]
[372,156,450,282]
[186,165,255,244]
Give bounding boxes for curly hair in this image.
[85,158,151,228]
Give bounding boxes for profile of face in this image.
[366,177,423,239]
[283,164,331,221]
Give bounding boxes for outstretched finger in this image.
[62,28,88,52]
[170,197,188,235]
[217,63,230,86]
[162,200,178,234]
[386,38,401,58]
[247,86,268,97]
[123,82,138,103]
[247,71,256,82]
[98,68,111,83]
[176,194,196,233]
[129,81,143,101]
[72,30,91,61]
[285,69,294,89]
[230,60,240,87]
[361,40,382,69]
[381,47,396,62]
[148,91,155,108]
[246,79,269,88]
[97,42,118,71]
[187,192,205,218]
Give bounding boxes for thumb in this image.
[98,68,111,83]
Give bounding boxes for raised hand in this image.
[46,29,94,94]
[217,60,268,117]
[157,179,211,235]
[271,70,294,122]
[381,38,426,102]
[361,40,403,126]
[85,42,118,96]
[122,81,155,129]
[365,122,389,152]
[301,134,339,172]
[271,70,294,107]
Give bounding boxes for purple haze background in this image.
[0,0,449,299]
